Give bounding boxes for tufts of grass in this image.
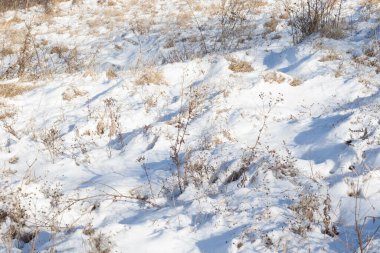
[263,71,286,84]
[228,58,254,73]
[135,68,166,85]
[0,84,35,98]
[290,78,303,86]
[319,53,340,62]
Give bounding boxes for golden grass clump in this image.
[228,58,254,73]
[0,84,35,98]
[106,69,118,80]
[290,78,303,86]
[135,69,166,85]
[263,71,287,84]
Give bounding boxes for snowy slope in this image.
[0,0,380,252]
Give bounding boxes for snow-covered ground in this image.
[0,0,380,252]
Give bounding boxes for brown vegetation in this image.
[228,58,254,73]
[0,84,35,98]
[0,0,67,12]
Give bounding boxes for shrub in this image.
[284,0,344,43]
[87,231,112,253]
[289,194,319,236]
[41,126,62,163]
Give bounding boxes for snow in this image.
[0,0,380,252]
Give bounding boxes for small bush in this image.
[289,194,319,236]
[87,232,112,253]
[285,0,344,43]
[265,147,298,178]
[41,126,62,162]
[184,154,215,188]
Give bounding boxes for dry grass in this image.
[0,0,68,12]
[50,45,69,56]
[263,71,287,84]
[279,12,289,20]
[135,68,166,85]
[321,24,346,39]
[0,101,16,121]
[290,78,303,86]
[264,17,279,33]
[0,109,16,121]
[289,194,319,236]
[6,30,27,47]
[285,0,344,43]
[96,120,105,135]
[163,39,175,49]
[62,87,88,101]
[103,7,125,19]
[254,0,269,8]
[360,0,380,6]
[0,84,35,98]
[176,11,192,28]
[228,58,254,73]
[364,47,376,57]
[87,231,112,253]
[0,16,22,31]
[143,95,158,113]
[0,48,14,57]
[206,0,267,15]
[87,18,104,30]
[106,69,118,80]
[319,52,340,62]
